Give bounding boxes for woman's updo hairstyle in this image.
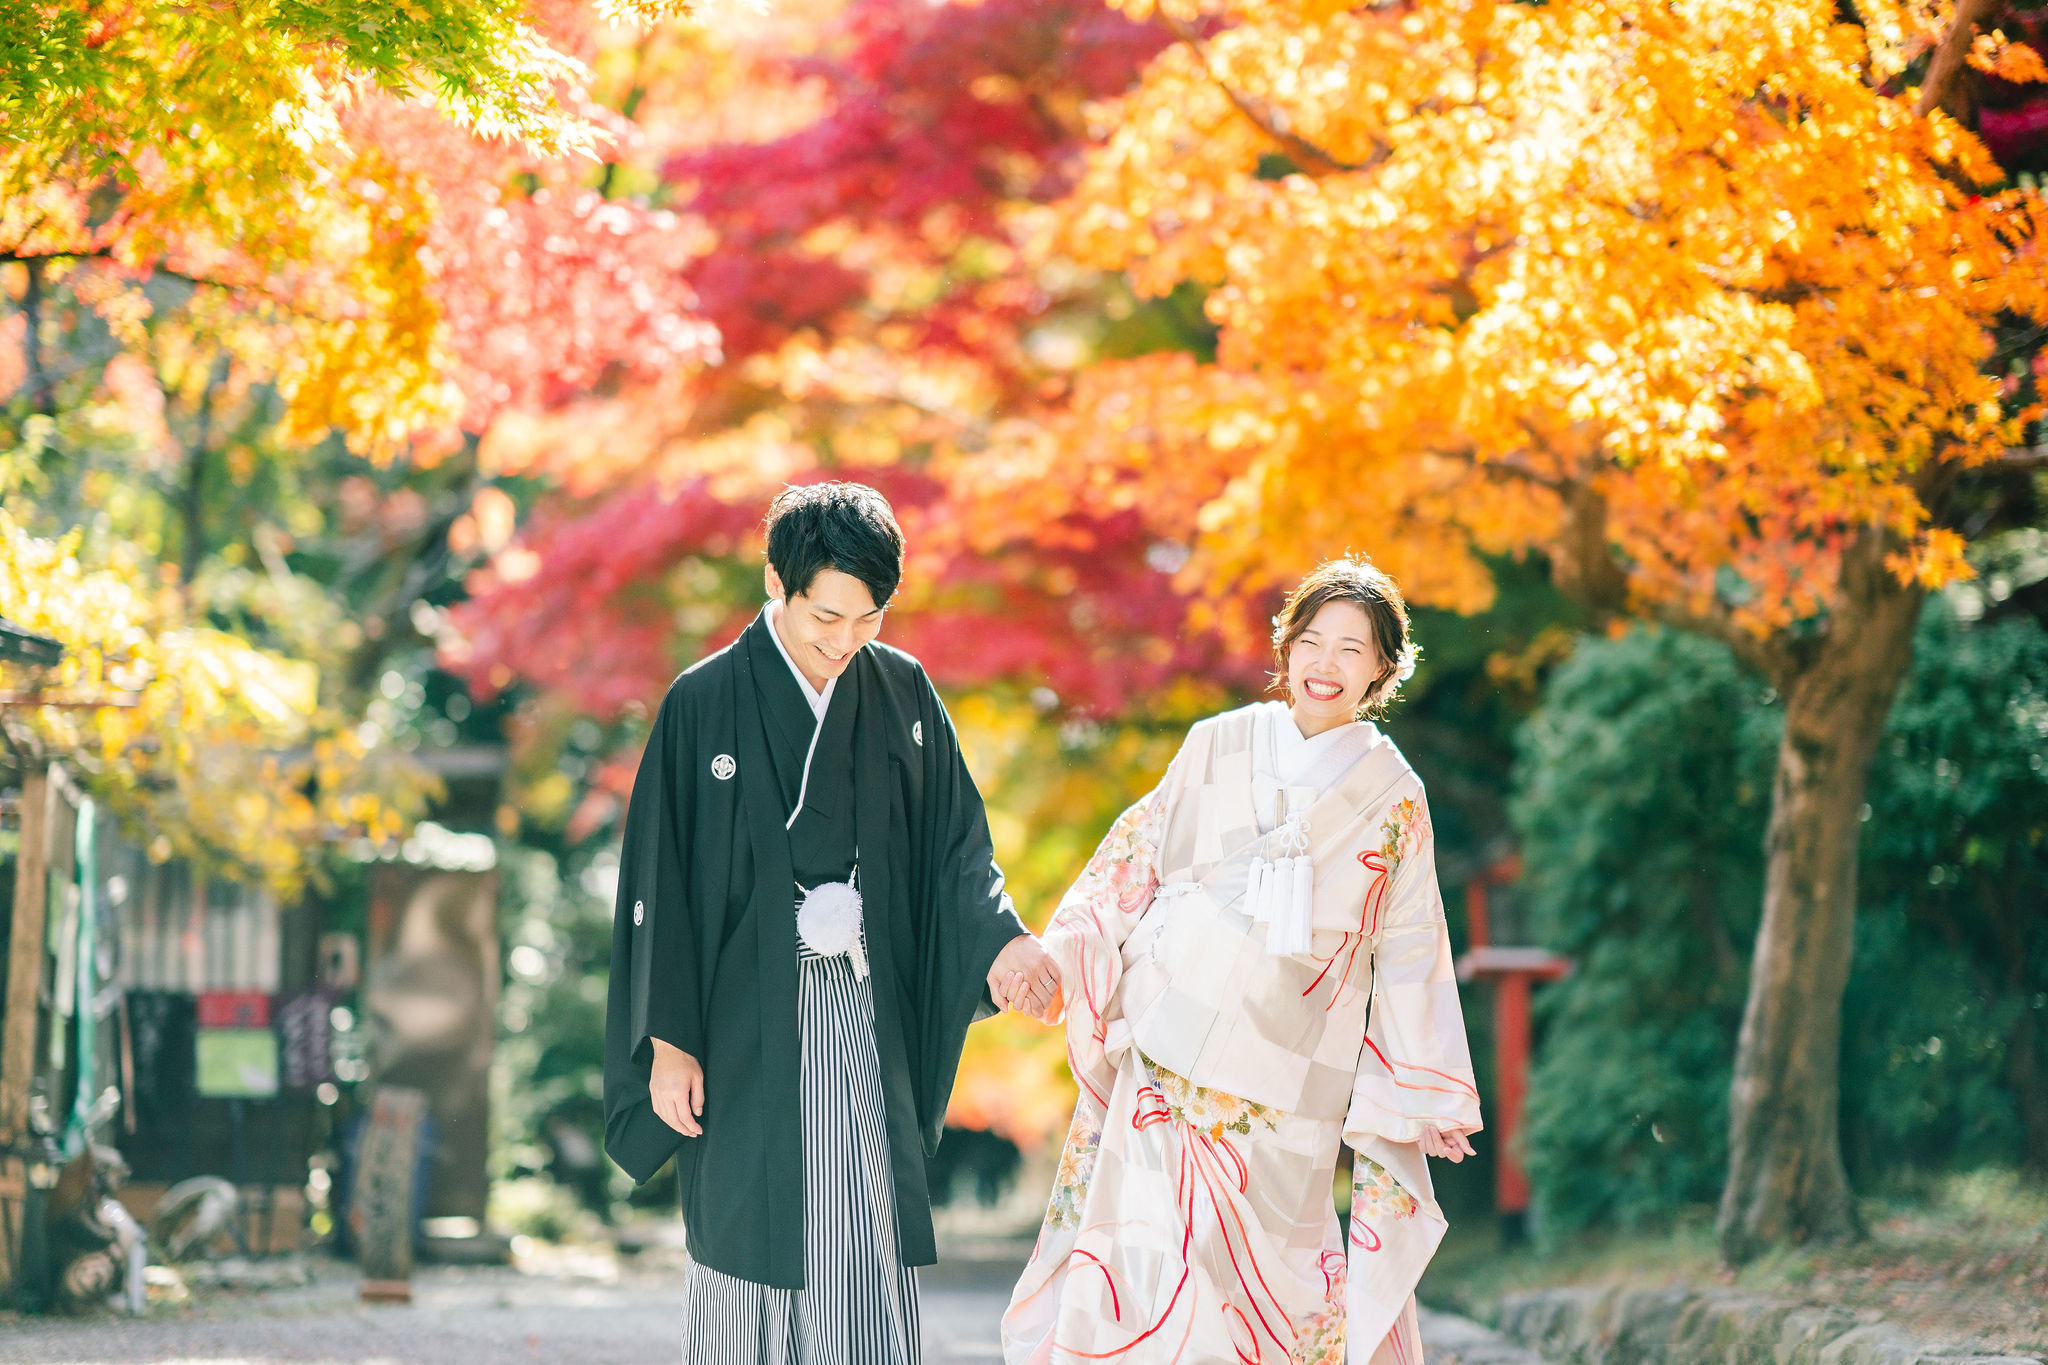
[1270,558,1418,719]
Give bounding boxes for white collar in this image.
[1266,700,1372,791]
[764,600,835,723]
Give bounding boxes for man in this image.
[603,481,1060,1362]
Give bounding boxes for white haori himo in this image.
[796,874,868,979]
[1005,700,1482,1365]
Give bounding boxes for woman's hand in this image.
[1417,1125,1477,1162]
[989,934,1064,1023]
[649,1037,705,1137]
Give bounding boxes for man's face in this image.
[766,564,885,688]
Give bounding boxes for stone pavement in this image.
[0,1251,1535,1365]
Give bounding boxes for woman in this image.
[1004,559,1482,1365]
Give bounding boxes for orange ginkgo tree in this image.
[967,0,2048,1257]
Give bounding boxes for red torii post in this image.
[1454,852,1570,1246]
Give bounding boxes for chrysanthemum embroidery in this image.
[1149,1059,1282,1139]
[1377,797,1430,874]
[1352,1156,1419,1220]
[1289,1256,1347,1365]
[1052,795,1161,937]
[1045,1104,1104,1231]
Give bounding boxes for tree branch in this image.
[1427,439,1806,681]
[1542,470,1796,682]
[1159,14,1384,176]
[1914,0,1999,120]
[1725,280,1833,305]
[0,248,261,299]
[1429,445,1570,493]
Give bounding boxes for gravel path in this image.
[0,1256,1016,1365]
[0,1252,1530,1365]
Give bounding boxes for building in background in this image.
[2,743,508,1305]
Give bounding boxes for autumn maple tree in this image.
[0,511,439,896]
[447,0,1242,726]
[3,0,670,445]
[964,0,2048,1256]
[2,0,705,889]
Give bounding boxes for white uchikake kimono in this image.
[1003,702,1482,1365]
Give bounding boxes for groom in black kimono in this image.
[602,481,1059,1359]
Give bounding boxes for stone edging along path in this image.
[1491,1287,2045,1365]
[1422,1306,1556,1365]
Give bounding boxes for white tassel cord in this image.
[797,878,869,978]
[1265,855,1316,956]
[1260,810,1316,956]
[1246,858,1272,923]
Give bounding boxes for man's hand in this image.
[649,1037,705,1137]
[988,934,1063,1023]
[1418,1125,1477,1162]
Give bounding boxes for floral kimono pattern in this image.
[1003,704,1481,1365]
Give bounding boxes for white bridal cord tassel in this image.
[1260,812,1316,956]
[1268,854,1315,955]
[1246,857,1273,923]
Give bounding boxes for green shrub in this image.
[1511,629,1775,1231]
[1843,604,2048,1176]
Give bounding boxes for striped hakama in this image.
[681,939,921,1364]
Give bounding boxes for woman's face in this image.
[1286,599,1384,724]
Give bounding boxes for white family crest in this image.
[711,753,736,780]
[912,721,923,747]
[633,899,644,926]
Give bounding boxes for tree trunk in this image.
[1989,880,2048,1173]
[2010,998,2048,1174]
[179,353,231,585]
[20,259,53,416]
[1716,531,1925,1264]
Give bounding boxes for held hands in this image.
[988,933,1063,1024]
[649,938,1060,1137]
[1418,1125,1477,1162]
[649,1037,706,1137]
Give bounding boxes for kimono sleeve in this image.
[1343,790,1482,1149]
[1339,790,1477,1364]
[910,668,1030,1153]
[602,685,707,1184]
[1042,749,1176,1114]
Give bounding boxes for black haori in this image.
[602,609,1024,1288]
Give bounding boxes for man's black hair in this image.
[763,482,905,608]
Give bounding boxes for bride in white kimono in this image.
[1004,559,1483,1365]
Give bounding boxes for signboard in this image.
[196,991,270,1029]
[364,866,498,1221]
[352,1086,429,1302]
[194,1028,279,1099]
[275,990,334,1091]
